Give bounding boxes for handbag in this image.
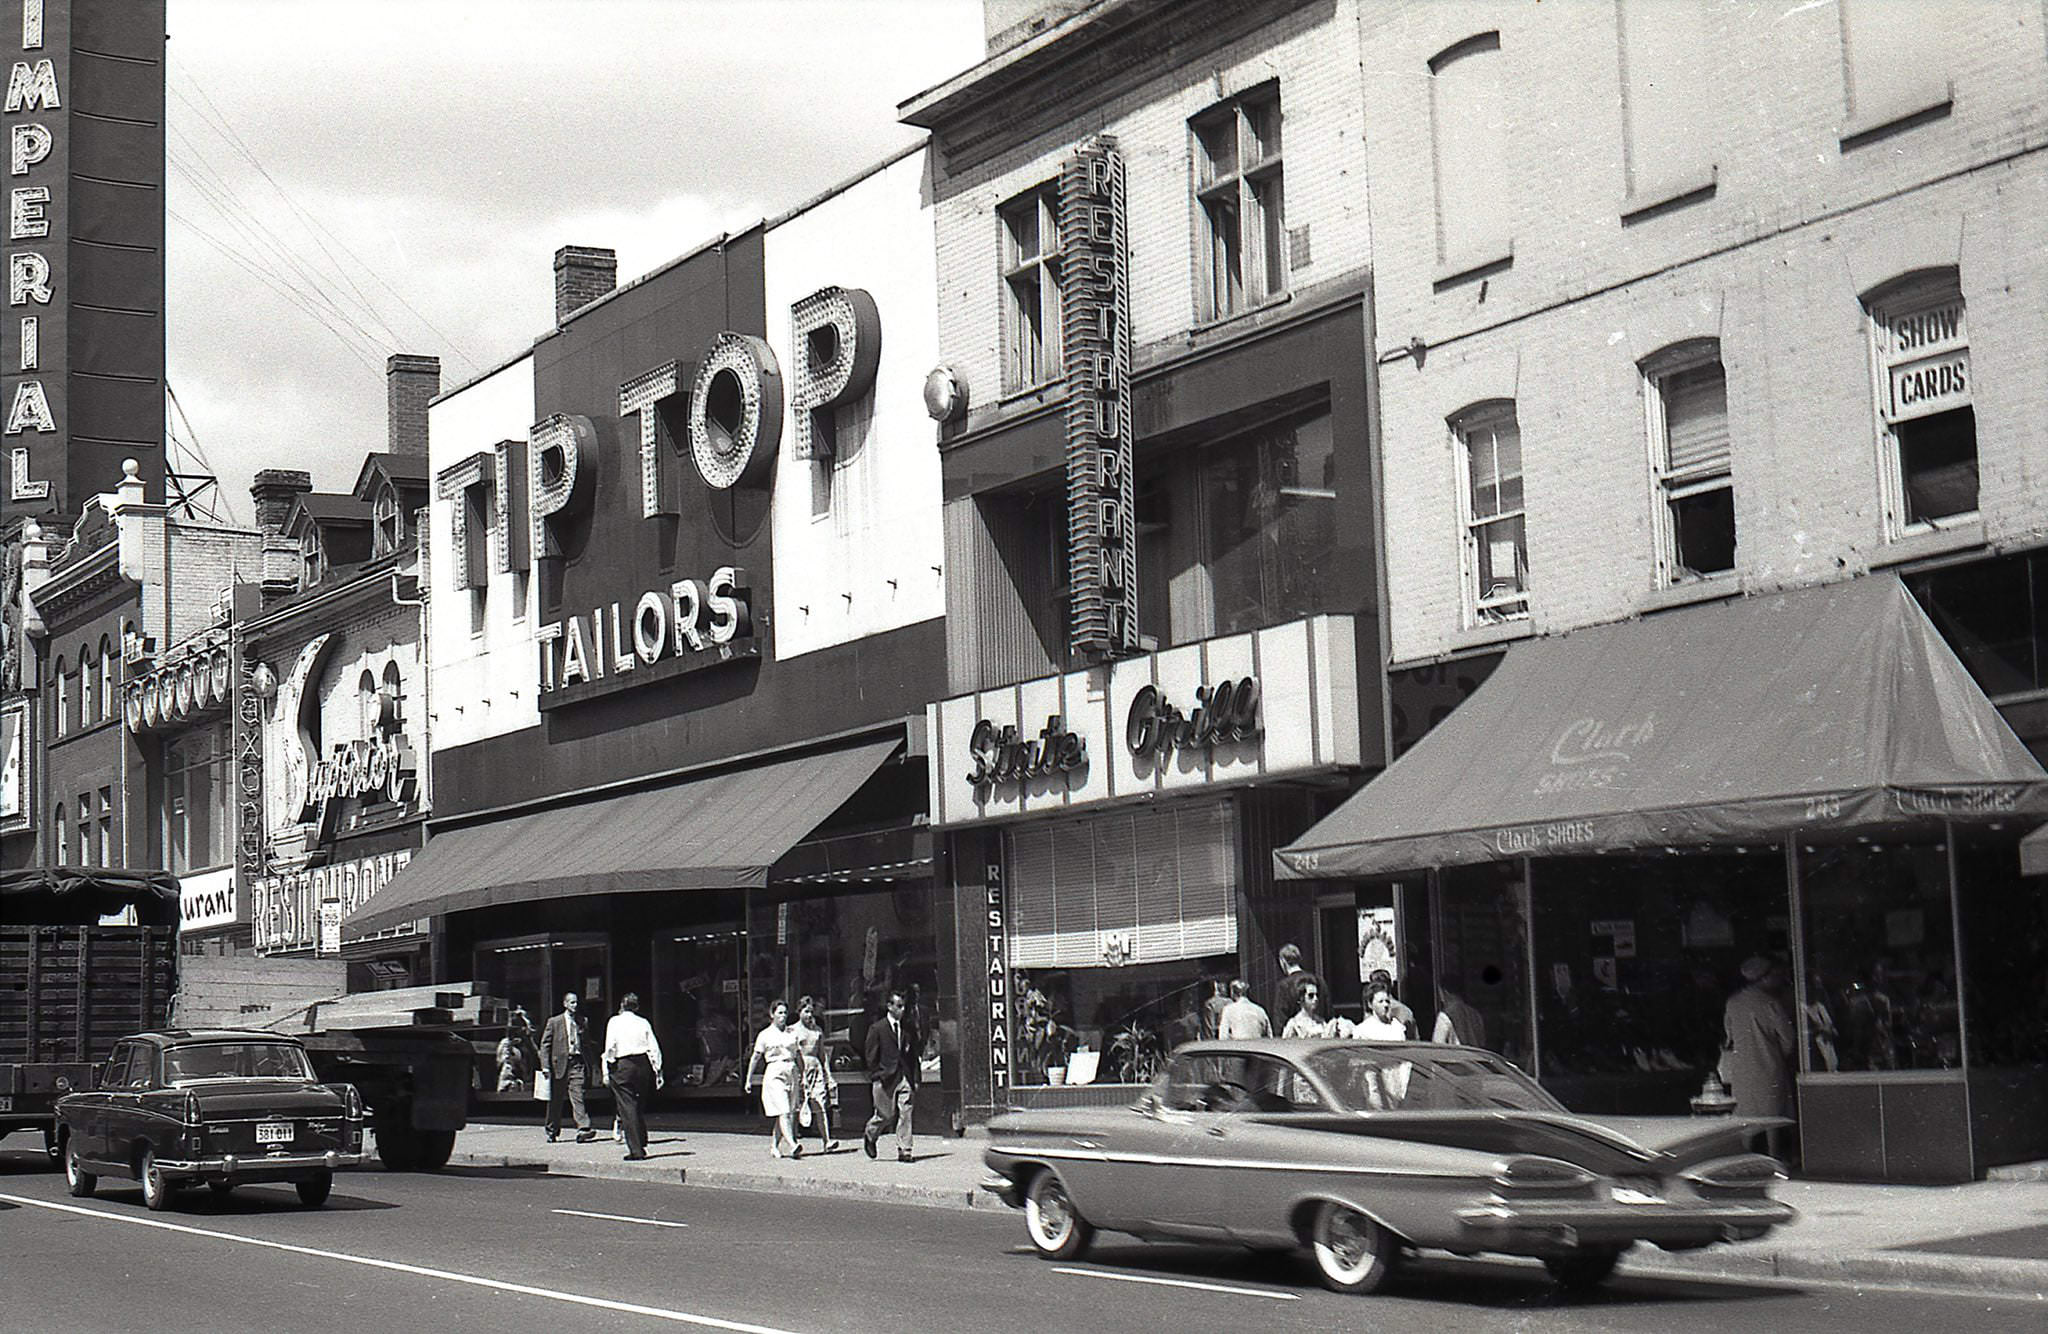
[799,1100,813,1128]
[535,1070,553,1103]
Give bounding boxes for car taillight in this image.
[1682,1154,1784,1197]
[343,1085,364,1120]
[1491,1156,1599,1195]
[182,1091,202,1127]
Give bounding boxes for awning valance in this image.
[344,737,901,934]
[1277,576,2048,880]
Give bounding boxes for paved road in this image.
[2,1148,2042,1333]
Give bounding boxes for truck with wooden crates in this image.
[3,867,482,1172]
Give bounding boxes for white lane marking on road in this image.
[1051,1266,1300,1300]
[555,1208,689,1229]
[0,1192,798,1333]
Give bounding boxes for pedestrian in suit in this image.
[602,992,663,1161]
[862,988,919,1162]
[539,992,596,1143]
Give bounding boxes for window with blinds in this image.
[1006,803,1239,969]
[1645,343,1735,583]
[1452,401,1527,623]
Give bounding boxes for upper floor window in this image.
[373,484,402,555]
[53,655,68,736]
[1189,408,1334,638]
[1644,342,1734,583]
[380,661,406,733]
[1428,33,1511,270]
[1192,84,1285,321]
[98,636,115,722]
[1866,272,1976,535]
[53,802,65,862]
[358,669,379,737]
[1617,0,1715,202]
[77,644,94,725]
[300,528,323,589]
[999,183,1063,393]
[164,725,232,875]
[1839,0,1954,138]
[1452,401,1528,623]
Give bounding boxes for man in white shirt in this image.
[1218,979,1272,1039]
[601,992,663,1161]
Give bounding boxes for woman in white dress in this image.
[744,998,805,1159]
[1357,984,1410,1041]
[790,994,840,1153]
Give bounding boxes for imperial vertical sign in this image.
[1,1,165,516]
[1060,136,1137,661]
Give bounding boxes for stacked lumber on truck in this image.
[260,980,510,1036]
[170,955,347,1031]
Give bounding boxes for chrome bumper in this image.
[1456,1197,1796,1250]
[154,1149,364,1176]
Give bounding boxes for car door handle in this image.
[1207,1125,1228,1137]
[1068,1138,1102,1150]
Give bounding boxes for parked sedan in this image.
[56,1030,366,1210]
[983,1040,1795,1294]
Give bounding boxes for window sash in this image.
[1660,361,1730,474]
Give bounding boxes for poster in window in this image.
[1357,906,1398,982]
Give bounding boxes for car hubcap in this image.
[1323,1208,1370,1276]
[1031,1184,1071,1244]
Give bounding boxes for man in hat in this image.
[1723,956,1796,1161]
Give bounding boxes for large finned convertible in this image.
[56,1030,366,1210]
[982,1040,1796,1294]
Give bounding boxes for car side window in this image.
[100,1043,132,1089]
[1161,1055,1218,1112]
[127,1046,161,1089]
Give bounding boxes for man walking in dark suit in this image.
[539,992,596,1143]
[862,988,919,1162]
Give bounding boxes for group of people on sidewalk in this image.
[1213,943,1486,1050]
[530,985,925,1167]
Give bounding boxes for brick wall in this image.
[1359,1,2048,664]
[929,0,1369,426]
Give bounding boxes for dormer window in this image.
[373,484,402,554]
[300,528,323,589]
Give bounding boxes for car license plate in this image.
[256,1121,293,1145]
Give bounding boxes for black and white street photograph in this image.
[5,1,2048,1329]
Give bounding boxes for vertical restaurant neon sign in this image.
[4,0,58,506]
[987,859,1008,1089]
[1061,136,1137,660]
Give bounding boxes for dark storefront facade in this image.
[356,153,959,1120]
[1280,576,2048,1183]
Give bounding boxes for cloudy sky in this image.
[165,0,985,521]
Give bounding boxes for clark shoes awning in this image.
[345,737,901,934]
[1277,576,2048,880]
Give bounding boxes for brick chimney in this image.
[554,245,617,324]
[387,353,440,458]
[249,468,313,535]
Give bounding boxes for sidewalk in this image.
[444,1117,2048,1301]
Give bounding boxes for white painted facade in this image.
[424,355,540,753]
[763,147,946,659]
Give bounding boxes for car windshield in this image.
[164,1042,315,1083]
[1303,1046,1564,1114]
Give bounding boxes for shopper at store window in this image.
[603,992,663,1162]
[791,995,840,1153]
[1722,957,1796,1160]
[745,998,805,1160]
[1432,984,1486,1048]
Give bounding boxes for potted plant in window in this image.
[1108,1020,1165,1085]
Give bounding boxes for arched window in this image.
[1450,400,1528,624]
[374,484,402,554]
[54,655,68,736]
[380,661,405,733]
[301,528,323,588]
[1428,32,1511,269]
[1863,269,1974,535]
[359,669,379,737]
[1641,339,1734,584]
[99,636,116,722]
[77,645,93,725]
[53,803,65,862]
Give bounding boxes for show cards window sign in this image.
[438,286,883,711]
[4,0,65,512]
[928,614,1361,827]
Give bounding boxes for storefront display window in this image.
[1435,861,1531,1070]
[743,883,943,1092]
[1528,853,1786,1106]
[1012,955,1234,1086]
[654,927,747,1090]
[1956,832,2047,1068]
[1798,841,1958,1073]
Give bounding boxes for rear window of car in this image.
[165,1043,315,1082]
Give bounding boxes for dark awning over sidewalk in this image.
[2022,824,2048,877]
[345,737,901,934]
[1277,576,2048,880]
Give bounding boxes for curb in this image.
[446,1150,995,1213]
